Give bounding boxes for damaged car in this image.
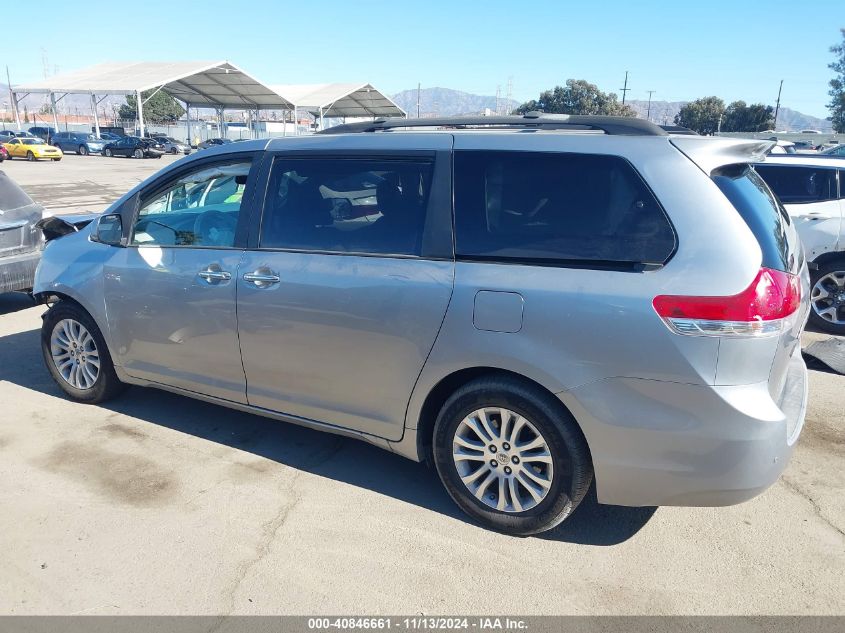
[0,171,44,294]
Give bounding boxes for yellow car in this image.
[2,137,63,161]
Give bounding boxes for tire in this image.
[133,148,143,159]
[433,375,593,536]
[26,151,35,161]
[104,148,112,157]
[809,258,845,336]
[53,158,61,162]
[79,145,88,156]
[41,301,127,404]
[171,147,179,154]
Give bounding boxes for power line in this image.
[620,71,631,105]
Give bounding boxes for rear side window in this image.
[261,158,433,256]
[713,164,791,272]
[453,151,675,267]
[753,165,837,203]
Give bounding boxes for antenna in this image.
[620,71,631,105]
[773,80,784,131]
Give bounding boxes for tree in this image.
[516,79,636,116]
[674,96,725,135]
[23,106,29,123]
[119,90,185,124]
[829,28,845,133]
[721,100,775,132]
[39,103,54,115]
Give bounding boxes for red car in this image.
[0,145,9,162]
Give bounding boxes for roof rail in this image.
[317,111,668,136]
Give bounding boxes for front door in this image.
[103,155,259,402]
[237,149,454,440]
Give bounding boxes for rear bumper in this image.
[560,348,808,507]
[0,249,41,293]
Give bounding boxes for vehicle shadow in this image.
[0,292,36,315]
[0,326,656,545]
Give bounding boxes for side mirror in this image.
[91,213,125,246]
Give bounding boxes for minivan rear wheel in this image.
[41,302,126,403]
[433,376,592,536]
[809,259,845,336]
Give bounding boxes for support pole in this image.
[11,92,21,131]
[50,92,59,139]
[136,90,145,138]
[91,94,100,137]
[185,103,190,145]
[319,106,324,131]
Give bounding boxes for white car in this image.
[756,156,844,334]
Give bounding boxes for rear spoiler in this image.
[35,213,100,241]
[670,137,775,174]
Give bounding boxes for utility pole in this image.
[620,71,631,105]
[506,76,513,115]
[773,79,783,132]
[495,85,501,115]
[646,90,655,121]
[416,83,421,118]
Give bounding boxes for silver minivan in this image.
[33,114,810,535]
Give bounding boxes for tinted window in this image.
[133,160,251,247]
[713,165,791,272]
[754,165,836,203]
[453,151,675,266]
[261,158,433,256]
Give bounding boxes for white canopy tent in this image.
[271,83,405,129]
[10,61,294,140]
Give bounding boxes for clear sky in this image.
[3,0,843,118]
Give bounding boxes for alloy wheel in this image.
[50,318,100,390]
[811,271,845,326]
[452,407,554,513]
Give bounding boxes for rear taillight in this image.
[653,268,801,337]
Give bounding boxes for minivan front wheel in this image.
[809,260,845,336]
[433,376,592,536]
[41,302,126,403]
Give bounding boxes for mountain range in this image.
[391,88,833,132]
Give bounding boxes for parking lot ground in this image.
[0,158,843,615]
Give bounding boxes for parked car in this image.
[94,127,126,138]
[197,137,232,150]
[768,140,796,154]
[33,114,809,535]
[98,132,122,141]
[2,137,63,161]
[102,136,164,159]
[754,155,845,335]
[28,126,57,143]
[51,132,108,156]
[792,140,819,153]
[0,171,44,293]
[0,130,36,140]
[821,144,845,157]
[0,146,8,162]
[157,136,191,155]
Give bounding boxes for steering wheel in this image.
[193,210,238,246]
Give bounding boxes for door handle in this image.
[198,268,232,283]
[243,270,281,286]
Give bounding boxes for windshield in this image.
[23,138,46,145]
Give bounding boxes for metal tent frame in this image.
[10,60,294,140]
[271,83,405,130]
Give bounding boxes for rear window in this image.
[712,164,791,272]
[753,164,837,203]
[453,151,676,267]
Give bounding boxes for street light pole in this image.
[646,90,655,121]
